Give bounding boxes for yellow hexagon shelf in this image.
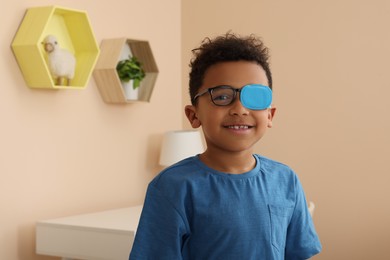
[11,6,100,89]
[93,38,159,103]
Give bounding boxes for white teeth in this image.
[228,125,249,129]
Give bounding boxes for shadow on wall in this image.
[145,133,165,176]
[17,224,50,260]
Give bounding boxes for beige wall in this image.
[0,0,181,259]
[182,0,390,259]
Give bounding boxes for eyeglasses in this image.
[193,84,272,110]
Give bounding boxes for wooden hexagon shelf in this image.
[93,38,159,103]
[11,6,100,89]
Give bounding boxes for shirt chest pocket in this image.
[268,204,294,252]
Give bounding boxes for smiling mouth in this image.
[225,125,252,130]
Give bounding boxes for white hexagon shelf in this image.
[11,6,100,89]
[93,38,159,103]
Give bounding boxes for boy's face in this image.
[185,61,276,154]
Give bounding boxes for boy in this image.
[130,33,321,259]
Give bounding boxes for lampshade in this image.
[159,130,205,166]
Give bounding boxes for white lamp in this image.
[159,130,205,166]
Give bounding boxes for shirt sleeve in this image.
[285,175,322,259]
[129,183,189,260]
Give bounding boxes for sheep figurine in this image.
[42,35,76,86]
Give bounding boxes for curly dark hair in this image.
[189,33,272,105]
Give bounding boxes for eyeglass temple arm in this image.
[193,88,210,101]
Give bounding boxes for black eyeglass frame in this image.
[192,85,243,106]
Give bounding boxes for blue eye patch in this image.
[240,84,272,110]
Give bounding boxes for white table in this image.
[36,205,143,260]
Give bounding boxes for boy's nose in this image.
[229,94,249,115]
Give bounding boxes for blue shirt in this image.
[130,155,321,259]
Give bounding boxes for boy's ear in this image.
[267,107,277,128]
[185,105,201,128]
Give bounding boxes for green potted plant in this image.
[116,55,145,100]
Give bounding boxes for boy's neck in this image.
[199,149,256,174]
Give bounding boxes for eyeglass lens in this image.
[210,86,237,106]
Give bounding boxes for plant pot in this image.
[122,80,139,100]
